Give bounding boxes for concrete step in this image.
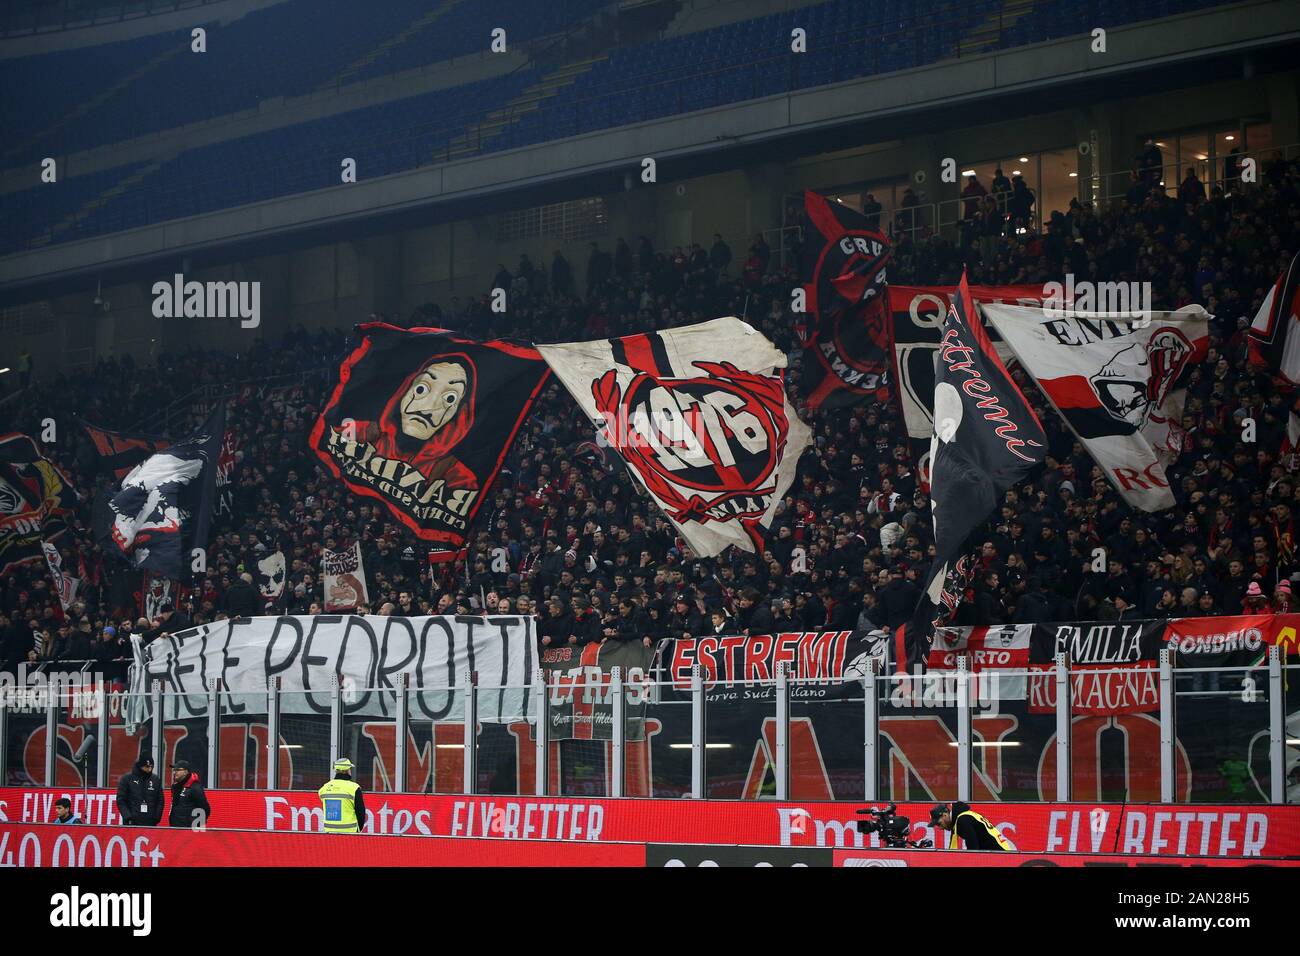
[330,0,462,86]
[439,54,606,159]
[4,43,186,163]
[32,162,164,245]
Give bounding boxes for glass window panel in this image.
[276,691,334,792]
[341,688,399,793]
[473,683,532,796]
[878,672,959,802]
[790,676,865,800]
[1176,666,1272,804]
[404,685,466,795]
[634,679,692,798]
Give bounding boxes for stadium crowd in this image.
[2,149,1299,677]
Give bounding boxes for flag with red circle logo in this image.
[538,318,811,557]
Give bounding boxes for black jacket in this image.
[950,802,1009,851]
[878,579,921,629]
[223,580,259,618]
[613,609,651,642]
[746,603,775,636]
[142,610,193,645]
[116,760,165,826]
[540,610,576,645]
[168,772,212,828]
[571,609,601,645]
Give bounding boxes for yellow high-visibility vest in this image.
[949,809,1012,850]
[318,778,361,833]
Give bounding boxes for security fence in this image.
[4,648,1295,805]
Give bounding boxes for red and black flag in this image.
[901,272,1046,671]
[799,190,893,410]
[309,324,551,560]
[1248,249,1300,386]
[0,433,78,577]
[538,318,811,557]
[80,420,171,481]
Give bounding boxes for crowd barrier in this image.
[5,614,1298,807]
[0,820,1292,869]
[0,821,642,868]
[4,788,1299,858]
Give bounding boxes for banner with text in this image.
[540,639,655,740]
[126,615,538,724]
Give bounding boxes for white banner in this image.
[982,303,1209,511]
[537,318,811,556]
[322,542,368,611]
[143,575,172,622]
[128,614,538,725]
[41,542,80,611]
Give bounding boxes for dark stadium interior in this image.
[2,0,1300,816]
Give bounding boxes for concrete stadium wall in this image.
[7,0,1296,296]
[7,65,1294,381]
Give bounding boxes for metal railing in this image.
[823,140,1300,254]
[6,647,1292,805]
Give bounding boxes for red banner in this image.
[833,848,1293,867]
[1027,661,1161,716]
[3,788,1298,859]
[0,822,641,867]
[1164,614,1300,658]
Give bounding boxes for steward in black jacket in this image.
[168,761,212,828]
[115,757,165,826]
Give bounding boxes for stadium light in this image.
[949,741,1022,747]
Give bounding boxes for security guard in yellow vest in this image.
[931,801,1012,850]
[318,758,369,833]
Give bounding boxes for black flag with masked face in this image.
[95,403,224,581]
[309,324,551,561]
[902,271,1046,671]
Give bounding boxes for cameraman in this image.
[931,802,1012,851]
